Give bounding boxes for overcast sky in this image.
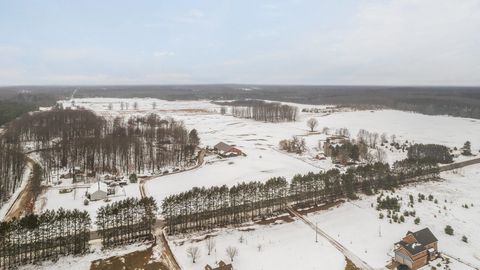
[1,0,479,86]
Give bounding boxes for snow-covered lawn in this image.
[18,241,150,270]
[171,220,346,270]
[307,165,480,269]
[35,177,140,224]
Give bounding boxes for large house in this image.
[394,228,438,270]
[204,260,233,270]
[214,142,243,156]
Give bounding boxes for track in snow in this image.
[287,206,378,270]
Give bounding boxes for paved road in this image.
[439,157,480,172]
[287,206,377,270]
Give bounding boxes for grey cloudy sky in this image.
[1,0,479,85]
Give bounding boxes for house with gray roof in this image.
[394,228,438,270]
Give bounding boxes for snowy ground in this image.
[17,241,150,270]
[39,97,480,222]
[306,164,480,269]
[169,164,480,270]
[6,97,478,269]
[171,220,347,270]
[35,176,139,224]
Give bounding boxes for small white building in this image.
[90,189,107,201]
[88,182,109,201]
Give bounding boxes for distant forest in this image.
[2,85,480,119]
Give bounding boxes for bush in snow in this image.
[129,173,138,183]
[414,217,420,225]
[444,225,454,235]
[462,236,468,243]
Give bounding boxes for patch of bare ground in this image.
[344,257,362,270]
[256,214,295,225]
[296,200,345,215]
[90,246,167,270]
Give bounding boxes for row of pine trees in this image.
[163,159,439,234]
[0,196,158,269]
[0,209,90,269]
[95,197,158,248]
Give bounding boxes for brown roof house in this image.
[204,260,233,270]
[394,228,438,270]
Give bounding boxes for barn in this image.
[214,142,243,156]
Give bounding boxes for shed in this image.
[90,190,107,201]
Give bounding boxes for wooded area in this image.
[0,109,199,192]
[0,143,28,208]
[0,209,91,269]
[215,100,298,122]
[96,197,158,248]
[407,144,453,164]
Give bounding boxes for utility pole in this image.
[315,222,318,243]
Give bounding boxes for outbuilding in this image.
[214,142,243,156]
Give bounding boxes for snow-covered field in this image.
[37,98,480,221]
[171,220,347,270]
[18,97,480,269]
[171,164,480,270]
[306,165,480,269]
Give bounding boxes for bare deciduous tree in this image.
[226,246,238,262]
[205,238,215,256]
[375,147,387,163]
[307,118,318,132]
[380,132,388,144]
[321,126,330,134]
[187,246,201,263]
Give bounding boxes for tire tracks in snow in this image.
[286,205,377,270]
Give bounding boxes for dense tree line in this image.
[215,100,298,122]
[163,160,439,234]
[0,209,90,269]
[0,143,27,208]
[407,144,453,164]
[5,85,480,120]
[392,158,441,179]
[2,109,199,184]
[162,177,288,234]
[96,197,158,248]
[0,101,37,127]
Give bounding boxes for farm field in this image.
[35,98,480,221]
[12,97,480,270]
[170,164,480,270]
